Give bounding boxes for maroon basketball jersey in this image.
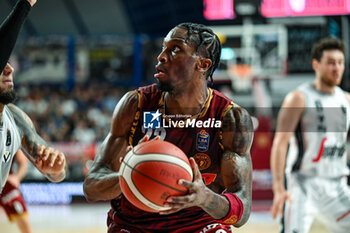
[110,84,234,231]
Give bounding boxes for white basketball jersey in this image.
[286,83,350,178]
[0,105,21,194]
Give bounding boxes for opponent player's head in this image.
[311,37,345,87]
[0,63,16,105]
[155,22,221,92]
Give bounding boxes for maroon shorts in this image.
[107,216,232,233]
[0,181,27,221]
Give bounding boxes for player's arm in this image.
[218,106,254,227]
[83,90,138,202]
[7,104,66,183]
[0,0,36,72]
[6,150,28,187]
[270,90,305,219]
[13,150,28,181]
[162,106,253,227]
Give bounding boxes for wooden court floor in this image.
[0,203,330,233]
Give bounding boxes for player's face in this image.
[0,63,16,104]
[316,50,345,87]
[155,27,200,92]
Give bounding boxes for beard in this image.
[321,75,341,87]
[0,88,17,105]
[155,79,174,92]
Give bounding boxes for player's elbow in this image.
[233,202,251,228]
[83,178,98,202]
[233,219,248,228]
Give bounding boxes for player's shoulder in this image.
[110,90,139,135]
[221,103,253,154]
[6,104,30,122]
[283,89,306,108]
[223,102,253,133]
[115,90,139,115]
[342,91,350,103]
[138,84,159,94]
[6,103,22,113]
[211,88,233,103]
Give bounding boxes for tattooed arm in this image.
[7,104,66,182]
[220,105,253,226]
[161,105,253,227]
[177,105,253,226]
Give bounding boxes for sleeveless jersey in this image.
[110,84,234,231]
[0,106,21,194]
[286,83,350,178]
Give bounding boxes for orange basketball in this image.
[119,140,193,212]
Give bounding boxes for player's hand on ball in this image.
[120,135,160,163]
[137,135,160,145]
[35,145,66,176]
[160,157,207,215]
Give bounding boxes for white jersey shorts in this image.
[281,174,350,233]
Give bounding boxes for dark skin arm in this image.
[220,105,253,226]
[7,104,66,182]
[83,90,138,202]
[161,105,253,227]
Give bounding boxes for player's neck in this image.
[313,80,335,94]
[164,85,209,116]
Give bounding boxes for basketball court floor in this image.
[0,201,330,233]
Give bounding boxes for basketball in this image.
[118,140,193,213]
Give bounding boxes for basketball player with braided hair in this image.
[84,22,253,232]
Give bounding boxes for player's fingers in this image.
[125,145,133,153]
[42,147,54,161]
[270,199,279,219]
[277,199,285,217]
[37,145,45,157]
[55,152,65,166]
[168,193,196,204]
[189,157,201,181]
[178,179,202,195]
[269,201,276,218]
[164,202,188,210]
[121,146,133,163]
[138,135,149,144]
[159,208,181,215]
[47,150,59,167]
[35,158,43,169]
[178,179,194,189]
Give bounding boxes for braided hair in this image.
[176,22,222,83]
